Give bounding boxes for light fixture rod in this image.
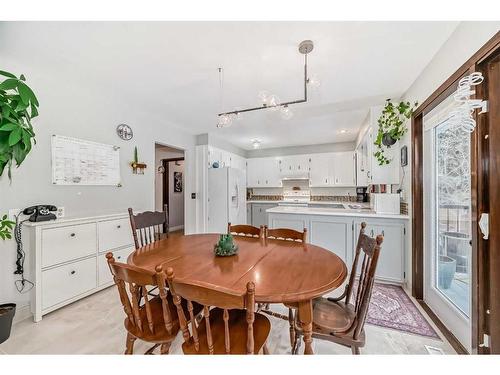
[217,41,311,117]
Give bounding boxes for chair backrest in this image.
[227,222,263,238]
[344,222,383,339]
[264,225,307,243]
[166,267,257,354]
[106,253,175,335]
[128,204,169,249]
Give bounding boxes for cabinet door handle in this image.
[371,229,374,237]
[325,179,328,183]
[117,225,121,229]
[117,256,122,260]
[382,230,385,237]
[70,233,76,237]
[70,270,76,275]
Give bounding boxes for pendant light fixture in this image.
[216,40,317,128]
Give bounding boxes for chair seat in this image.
[125,295,202,343]
[182,308,271,354]
[293,297,365,348]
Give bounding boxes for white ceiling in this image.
[0,22,459,149]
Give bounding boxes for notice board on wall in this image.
[51,135,121,186]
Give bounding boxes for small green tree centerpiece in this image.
[214,233,238,257]
[374,99,417,165]
[0,70,39,180]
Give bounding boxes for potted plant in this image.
[0,70,39,181]
[374,99,417,165]
[438,255,457,290]
[0,214,16,344]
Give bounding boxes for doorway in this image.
[423,94,472,350]
[412,32,500,354]
[154,143,185,234]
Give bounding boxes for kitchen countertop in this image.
[266,205,409,220]
[247,200,370,207]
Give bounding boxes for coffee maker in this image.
[356,187,368,203]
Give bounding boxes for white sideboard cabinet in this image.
[24,212,135,322]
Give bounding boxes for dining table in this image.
[127,233,348,354]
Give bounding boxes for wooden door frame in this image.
[161,157,185,218]
[411,32,500,354]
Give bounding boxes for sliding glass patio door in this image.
[423,94,472,350]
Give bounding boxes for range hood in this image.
[281,176,310,181]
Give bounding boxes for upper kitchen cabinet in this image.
[333,152,356,186]
[280,155,310,178]
[309,152,356,187]
[309,153,332,187]
[247,157,282,188]
[356,106,400,186]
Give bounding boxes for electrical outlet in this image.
[8,208,21,221]
[57,207,65,218]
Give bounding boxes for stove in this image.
[279,189,311,206]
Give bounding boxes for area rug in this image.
[355,282,440,339]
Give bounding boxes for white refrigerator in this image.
[208,167,247,233]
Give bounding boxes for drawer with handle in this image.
[41,223,97,268]
[97,246,134,286]
[41,257,97,309]
[98,218,133,253]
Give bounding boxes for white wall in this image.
[154,144,184,211]
[0,28,198,311]
[400,22,500,292]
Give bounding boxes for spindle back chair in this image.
[166,267,271,354]
[227,223,263,238]
[264,226,307,242]
[128,204,169,249]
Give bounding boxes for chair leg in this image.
[293,332,301,355]
[125,333,136,354]
[160,342,172,355]
[262,343,270,355]
[144,344,160,355]
[288,308,296,351]
[351,346,360,355]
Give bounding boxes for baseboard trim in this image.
[169,225,184,232]
[417,300,468,354]
[12,303,31,324]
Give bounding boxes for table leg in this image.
[298,300,314,355]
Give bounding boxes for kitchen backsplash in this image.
[310,195,358,202]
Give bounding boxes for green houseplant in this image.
[0,214,16,344]
[0,70,39,180]
[374,99,417,165]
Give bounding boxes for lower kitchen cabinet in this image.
[251,203,278,227]
[267,211,407,283]
[353,219,405,283]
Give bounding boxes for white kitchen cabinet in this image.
[246,204,252,225]
[251,203,278,227]
[333,152,356,186]
[280,155,310,178]
[356,135,370,187]
[309,153,333,187]
[267,210,407,284]
[309,152,356,187]
[247,158,282,188]
[353,218,405,283]
[309,217,353,266]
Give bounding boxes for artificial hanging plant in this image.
[0,70,39,180]
[374,99,417,165]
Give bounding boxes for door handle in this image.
[479,213,489,240]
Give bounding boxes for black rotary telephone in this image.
[23,205,58,222]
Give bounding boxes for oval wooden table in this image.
[128,233,348,354]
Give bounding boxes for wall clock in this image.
[116,124,133,140]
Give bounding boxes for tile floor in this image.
[0,286,456,355]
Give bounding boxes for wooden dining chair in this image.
[264,226,307,242]
[166,267,271,354]
[227,222,263,238]
[262,226,307,337]
[290,222,383,354]
[106,253,202,354]
[128,204,169,249]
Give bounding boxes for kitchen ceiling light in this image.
[252,139,261,149]
[217,40,316,127]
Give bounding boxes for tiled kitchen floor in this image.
[0,286,456,355]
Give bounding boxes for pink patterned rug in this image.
[359,283,440,339]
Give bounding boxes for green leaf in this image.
[17,81,39,107]
[0,70,17,79]
[0,123,19,131]
[12,143,27,165]
[17,81,31,105]
[0,78,19,91]
[8,127,22,146]
[30,103,38,118]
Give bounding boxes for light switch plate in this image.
[57,207,65,218]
